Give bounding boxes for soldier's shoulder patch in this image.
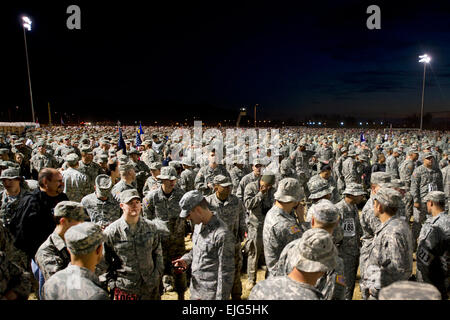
[336,274,346,286]
[290,225,301,234]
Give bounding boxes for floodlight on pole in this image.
[419,54,431,131]
[21,15,35,123]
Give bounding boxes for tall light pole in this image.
[22,16,35,123]
[254,104,259,128]
[419,54,431,131]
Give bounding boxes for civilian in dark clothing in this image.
[8,168,68,263]
[371,153,386,173]
[14,152,31,180]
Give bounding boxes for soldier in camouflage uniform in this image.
[42,222,109,300]
[416,191,449,299]
[399,148,419,189]
[263,178,306,277]
[103,189,164,300]
[229,157,248,196]
[128,147,150,197]
[195,148,231,196]
[335,183,365,299]
[0,223,32,300]
[378,280,441,300]
[141,140,162,167]
[235,158,264,203]
[30,141,58,179]
[142,162,162,196]
[249,228,337,300]
[111,163,137,202]
[443,164,450,211]
[142,166,187,299]
[35,201,87,281]
[54,136,80,163]
[77,145,101,194]
[178,158,196,193]
[334,147,348,195]
[205,175,247,299]
[342,150,360,186]
[0,168,31,228]
[386,148,401,180]
[308,165,339,203]
[410,153,444,249]
[173,190,235,300]
[244,173,276,289]
[388,179,414,223]
[61,154,91,202]
[81,175,121,229]
[363,187,413,300]
[92,138,110,158]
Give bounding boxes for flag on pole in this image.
[118,127,127,155]
[360,131,366,142]
[138,122,144,135]
[136,130,142,147]
[61,116,64,126]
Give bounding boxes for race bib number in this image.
[342,218,356,237]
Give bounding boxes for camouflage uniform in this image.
[386,154,400,179]
[308,174,339,203]
[180,215,235,300]
[35,232,71,281]
[179,167,196,193]
[379,280,441,300]
[111,180,136,203]
[244,180,275,284]
[30,153,58,177]
[194,164,231,196]
[0,187,30,228]
[416,193,449,299]
[129,158,150,196]
[443,165,450,211]
[249,276,322,300]
[399,158,416,189]
[229,165,246,195]
[103,216,164,299]
[62,167,91,202]
[0,223,32,300]
[142,175,160,196]
[42,222,109,300]
[342,156,360,185]
[410,163,444,246]
[81,193,121,228]
[205,191,247,299]
[77,160,102,192]
[142,186,187,296]
[235,171,260,203]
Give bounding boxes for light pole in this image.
[254,104,259,128]
[22,16,35,123]
[419,54,431,131]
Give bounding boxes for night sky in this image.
[3,1,450,124]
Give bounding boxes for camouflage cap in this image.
[407,148,419,155]
[118,163,134,173]
[128,147,141,155]
[280,159,293,174]
[100,138,110,144]
[53,201,88,221]
[370,171,391,185]
[358,154,368,161]
[97,154,109,163]
[393,148,401,154]
[118,155,129,163]
[260,172,276,185]
[274,178,303,202]
[0,168,22,180]
[288,228,337,273]
[252,158,264,166]
[108,150,116,156]
[378,281,441,300]
[35,141,46,147]
[0,148,9,155]
[169,160,182,169]
[65,222,105,256]
[65,153,79,165]
[373,187,403,208]
[213,174,233,187]
[79,145,93,154]
[181,157,193,166]
[347,150,357,157]
[308,180,332,200]
[179,190,205,218]
[340,147,348,153]
[423,152,434,159]
[389,179,408,190]
[119,189,140,204]
[141,140,152,146]
[309,199,339,223]
[149,162,162,170]
[95,174,113,198]
[423,191,445,203]
[157,166,177,180]
[343,183,367,196]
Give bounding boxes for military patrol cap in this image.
[108,150,116,156]
[343,183,367,196]
[373,187,403,208]
[0,148,9,155]
[407,148,419,155]
[149,162,162,170]
[181,158,193,166]
[142,140,152,146]
[0,168,22,180]
[260,172,276,185]
[280,159,293,174]
[347,150,357,157]
[393,148,401,154]
[308,180,332,200]
[252,158,264,166]
[100,138,110,144]
[389,179,408,190]
[309,199,339,223]
[0,160,7,168]
[53,201,88,221]
[423,191,445,203]
[65,222,105,256]
[95,174,113,198]
[97,154,109,163]
[169,160,182,169]
[289,228,337,273]
[80,145,93,154]
[358,154,368,162]
[213,175,233,187]
[65,153,79,165]
[118,155,129,163]
[379,281,441,300]
[128,147,141,155]
[157,166,177,180]
[423,152,434,159]
[179,190,205,218]
[370,172,391,185]
[274,178,303,202]
[118,163,134,173]
[119,189,140,204]
[35,140,46,147]
[340,147,348,153]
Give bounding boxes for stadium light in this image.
[21,15,35,123]
[419,54,431,131]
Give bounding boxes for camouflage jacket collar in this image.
[50,231,67,251]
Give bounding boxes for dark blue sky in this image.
[4,1,450,123]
